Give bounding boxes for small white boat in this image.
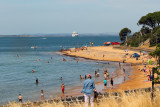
[31,46,37,49]
[72,32,79,37]
[42,38,47,39]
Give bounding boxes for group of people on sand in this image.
[103,67,114,90]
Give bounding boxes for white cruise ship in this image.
[72,32,79,37]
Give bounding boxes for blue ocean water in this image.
[0,36,120,104]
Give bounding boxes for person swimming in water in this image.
[32,70,35,73]
[76,59,79,63]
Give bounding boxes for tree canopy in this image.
[138,11,160,29]
[119,28,131,42]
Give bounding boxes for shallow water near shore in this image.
[0,36,126,104]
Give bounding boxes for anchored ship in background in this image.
[72,31,79,37]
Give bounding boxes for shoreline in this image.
[59,46,154,93]
[1,46,154,105]
[54,58,129,98]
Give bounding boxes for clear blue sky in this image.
[0,0,159,35]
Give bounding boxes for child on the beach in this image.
[41,90,44,100]
[18,94,23,103]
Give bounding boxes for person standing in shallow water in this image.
[18,94,23,103]
[110,78,114,89]
[85,75,87,79]
[61,83,65,94]
[104,78,107,90]
[41,90,44,101]
[81,74,95,107]
[36,78,39,84]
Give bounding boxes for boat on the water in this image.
[72,32,79,37]
[41,38,47,39]
[31,46,37,49]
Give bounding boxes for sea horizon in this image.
[0,33,119,37]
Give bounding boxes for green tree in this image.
[150,43,160,65]
[140,26,151,35]
[150,27,160,46]
[138,11,160,29]
[149,43,160,84]
[119,28,131,43]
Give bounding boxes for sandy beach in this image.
[61,46,156,95]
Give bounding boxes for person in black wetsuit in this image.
[110,78,113,89]
[36,78,39,84]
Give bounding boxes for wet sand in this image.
[60,46,155,96]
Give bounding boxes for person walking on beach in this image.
[41,90,44,101]
[104,78,107,90]
[81,74,95,107]
[61,83,65,94]
[18,94,23,103]
[110,78,113,89]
